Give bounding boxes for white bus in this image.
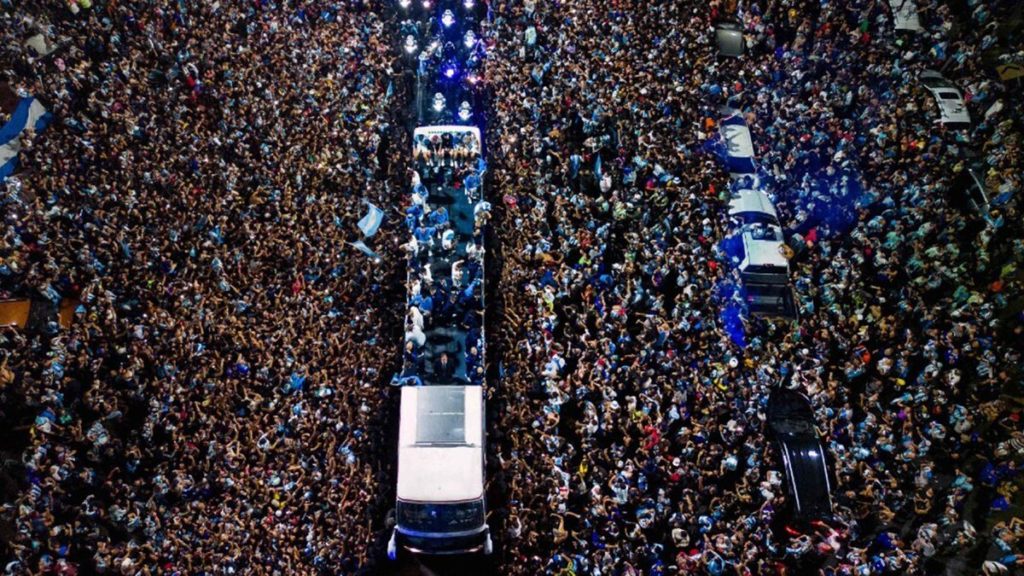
[390,122,491,558]
[389,385,491,556]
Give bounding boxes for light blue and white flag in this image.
[349,239,380,260]
[357,200,385,237]
[525,26,537,47]
[1,97,53,182]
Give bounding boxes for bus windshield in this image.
[397,500,485,534]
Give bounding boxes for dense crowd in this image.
[484,0,1023,574]
[1,1,408,574]
[401,129,489,386]
[1,0,1023,574]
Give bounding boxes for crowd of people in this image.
[1,1,411,573]
[401,128,489,386]
[484,0,1023,574]
[1,0,1023,574]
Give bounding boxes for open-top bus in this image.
[389,123,491,558]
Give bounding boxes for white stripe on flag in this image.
[349,240,381,260]
[1,98,51,181]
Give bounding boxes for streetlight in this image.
[458,101,472,122]
[443,63,458,79]
[432,93,446,113]
[441,9,455,28]
[404,35,418,54]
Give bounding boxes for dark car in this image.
[951,161,993,225]
[766,388,833,521]
[715,20,745,58]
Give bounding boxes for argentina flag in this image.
[1,97,53,182]
[358,200,385,237]
[349,239,381,261]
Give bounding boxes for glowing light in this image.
[464,0,475,8]
[432,93,445,112]
[444,66,457,78]
[421,0,431,8]
[458,101,472,121]
[399,0,411,8]
[441,9,455,27]
[464,30,476,49]
[404,35,418,54]
[466,73,479,85]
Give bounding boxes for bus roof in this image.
[729,188,778,220]
[722,120,754,159]
[720,113,756,174]
[742,232,789,269]
[397,386,484,503]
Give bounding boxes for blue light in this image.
[442,60,459,79]
[441,9,455,27]
[464,0,474,8]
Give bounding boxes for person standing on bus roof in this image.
[435,352,456,381]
